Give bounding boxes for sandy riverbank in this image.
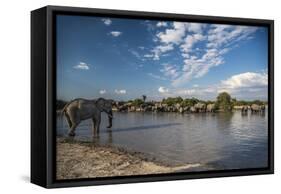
[56,138,205,180]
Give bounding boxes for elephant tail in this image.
[60,100,72,118]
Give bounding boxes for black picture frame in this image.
[31,5,274,188]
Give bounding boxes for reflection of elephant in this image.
[206,104,215,112]
[194,103,206,112]
[241,105,249,113]
[251,104,265,113]
[62,98,114,137]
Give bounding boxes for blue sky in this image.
[57,15,268,101]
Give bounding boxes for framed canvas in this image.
[31,5,274,188]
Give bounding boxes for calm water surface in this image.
[57,111,268,170]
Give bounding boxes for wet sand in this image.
[56,138,205,180]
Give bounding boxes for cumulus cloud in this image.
[220,72,268,89]
[156,22,186,45]
[73,62,90,70]
[99,90,106,94]
[145,22,207,60]
[115,89,126,94]
[156,22,168,27]
[109,31,122,37]
[102,18,112,26]
[186,23,206,34]
[180,34,205,54]
[215,72,268,99]
[158,86,169,93]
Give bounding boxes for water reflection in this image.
[105,123,182,133]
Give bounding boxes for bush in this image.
[162,97,183,106]
[131,98,144,106]
[180,98,199,107]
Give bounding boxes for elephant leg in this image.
[68,116,80,137]
[68,122,78,137]
[95,113,101,135]
[92,118,97,137]
[67,109,79,136]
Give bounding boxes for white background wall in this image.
[0,0,279,193]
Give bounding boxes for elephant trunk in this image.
[106,110,113,128]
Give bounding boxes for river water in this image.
[57,111,268,170]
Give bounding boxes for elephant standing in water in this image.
[61,98,114,137]
[194,102,206,113]
[251,104,266,113]
[206,104,215,112]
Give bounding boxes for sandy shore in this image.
[56,138,204,180]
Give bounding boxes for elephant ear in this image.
[96,98,106,110]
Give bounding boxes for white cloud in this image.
[73,62,90,70]
[158,86,169,93]
[109,31,122,37]
[186,23,206,34]
[156,22,186,45]
[160,64,179,79]
[145,22,207,60]
[207,25,258,49]
[157,44,174,52]
[156,22,168,27]
[115,89,126,94]
[151,44,174,60]
[180,34,205,54]
[215,72,268,99]
[99,90,106,94]
[144,54,154,58]
[220,72,268,89]
[171,53,224,86]
[102,18,112,26]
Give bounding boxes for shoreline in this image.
[56,137,207,180]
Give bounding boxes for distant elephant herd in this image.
[114,102,215,113]
[114,102,266,114]
[240,104,266,113]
